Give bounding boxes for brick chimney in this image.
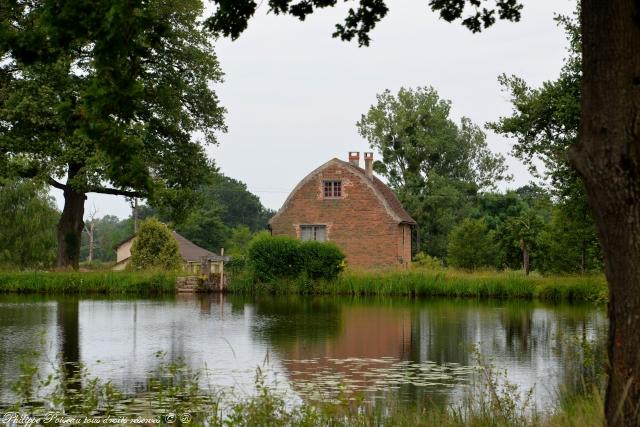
[348,151,360,167]
[364,152,374,180]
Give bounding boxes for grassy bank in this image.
[229,269,608,303]
[0,269,607,302]
[0,271,177,295]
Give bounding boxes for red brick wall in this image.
[270,161,410,270]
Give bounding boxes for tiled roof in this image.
[343,160,417,225]
[269,157,417,227]
[172,231,216,262]
[116,232,216,262]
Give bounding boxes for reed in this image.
[0,271,178,295]
[229,269,608,303]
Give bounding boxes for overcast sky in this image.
[52,0,576,219]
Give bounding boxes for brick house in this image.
[269,152,416,269]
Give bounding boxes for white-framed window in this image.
[300,225,327,242]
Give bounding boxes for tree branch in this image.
[48,177,146,198]
[48,177,67,190]
[88,186,146,198]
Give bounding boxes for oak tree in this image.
[0,0,226,269]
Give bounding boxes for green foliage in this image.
[173,209,230,255]
[487,10,601,273]
[80,215,133,263]
[537,203,602,274]
[0,271,177,294]
[357,86,509,258]
[246,234,345,284]
[413,252,444,270]
[247,235,303,282]
[448,219,498,270]
[227,225,257,256]
[206,173,275,232]
[129,219,182,271]
[229,267,607,303]
[6,351,605,426]
[299,241,346,280]
[206,0,523,46]
[136,171,273,254]
[488,12,581,202]
[1,0,227,266]
[0,179,59,269]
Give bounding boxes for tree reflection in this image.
[251,296,342,348]
[57,298,81,395]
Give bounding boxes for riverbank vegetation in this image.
[3,346,605,427]
[227,233,606,302]
[229,268,607,303]
[0,271,177,295]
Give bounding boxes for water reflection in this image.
[0,295,607,409]
[57,298,81,398]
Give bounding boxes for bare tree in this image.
[83,205,98,264]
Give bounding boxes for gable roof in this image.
[270,158,416,225]
[115,231,216,262]
[172,231,216,262]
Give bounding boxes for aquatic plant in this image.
[2,346,605,427]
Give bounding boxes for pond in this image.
[0,294,607,410]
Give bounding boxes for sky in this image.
[51,0,577,219]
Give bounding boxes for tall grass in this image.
[0,271,177,295]
[229,269,608,303]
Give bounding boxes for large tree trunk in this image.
[56,165,86,269]
[571,1,640,425]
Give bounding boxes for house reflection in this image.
[251,298,604,408]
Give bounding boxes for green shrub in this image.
[246,235,346,283]
[225,255,247,274]
[247,234,303,282]
[299,240,345,280]
[413,252,443,270]
[129,218,182,271]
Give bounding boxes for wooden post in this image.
[219,248,224,292]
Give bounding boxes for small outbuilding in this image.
[269,152,417,270]
[114,231,217,273]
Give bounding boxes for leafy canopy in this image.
[357,86,509,257]
[206,0,523,47]
[488,12,581,202]
[0,0,226,220]
[447,218,497,270]
[0,179,59,269]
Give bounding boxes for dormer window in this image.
[323,180,342,198]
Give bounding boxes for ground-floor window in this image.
[300,225,327,242]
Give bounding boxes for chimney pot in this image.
[364,152,374,180]
[348,151,360,167]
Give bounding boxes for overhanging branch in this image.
[88,186,146,198]
[47,177,146,198]
[48,177,67,190]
